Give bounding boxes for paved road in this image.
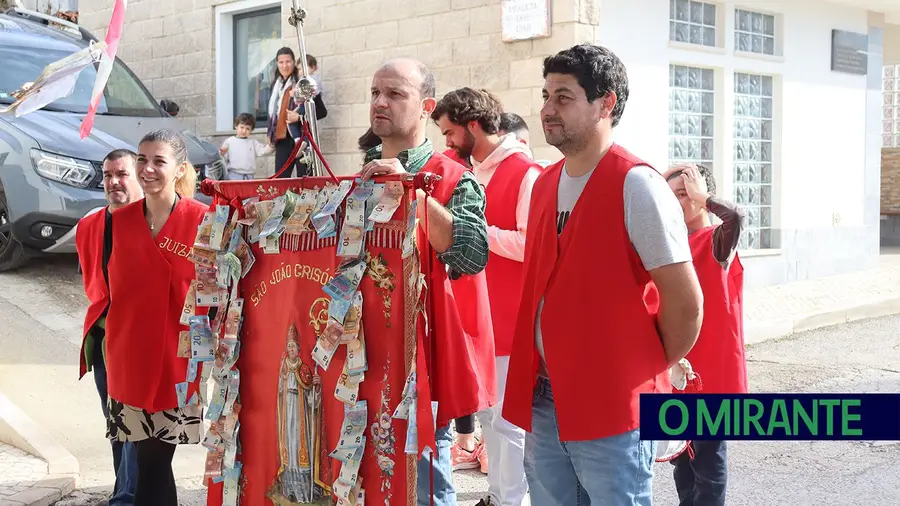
[2,255,899,505]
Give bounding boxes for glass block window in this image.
[670,0,717,47]
[733,72,775,249]
[735,9,776,55]
[883,65,900,148]
[669,65,715,171]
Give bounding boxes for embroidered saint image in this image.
[267,323,331,505]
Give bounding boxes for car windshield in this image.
[0,44,163,117]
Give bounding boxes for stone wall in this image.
[78,0,601,175]
[882,148,900,214]
[79,0,216,136]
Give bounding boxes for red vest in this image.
[442,148,469,167]
[665,226,748,393]
[483,153,541,356]
[105,198,208,412]
[76,207,107,380]
[417,152,496,428]
[502,144,671,442]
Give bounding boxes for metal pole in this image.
[288,0,323,177]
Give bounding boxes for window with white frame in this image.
[669,0,717,47]
[883,65,900,148]
[233,8,281,128]
[733,72,774,249]
[215,0,283,132]
[734,9,775,55]
[669,64,715,172]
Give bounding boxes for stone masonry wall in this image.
[882,148,900,214]
[79,0,216,137]
[78,0,600,175]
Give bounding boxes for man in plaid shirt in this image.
[361,58,493,506]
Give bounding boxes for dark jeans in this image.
[134,438,178,506]
[274,137,311,178]
[93,338,137,505]
[672,440,728,506]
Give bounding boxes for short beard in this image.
[547,131,588,157]
[455,130,476,161]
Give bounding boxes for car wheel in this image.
[0,186,29,272]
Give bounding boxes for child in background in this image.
[219,113,273,180]
[662,163,748,506]
[307,54,324,98]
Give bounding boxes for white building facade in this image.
[596,0,888,288]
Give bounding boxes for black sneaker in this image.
[475,497,493,506]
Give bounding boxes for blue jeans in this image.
[523,378,655,506]
[93,338,137,505]
[416,425,455,506]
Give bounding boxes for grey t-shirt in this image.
[534,165,692,371]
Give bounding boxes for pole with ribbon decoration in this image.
[286,0,324,178]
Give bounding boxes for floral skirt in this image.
[106,397,203,444]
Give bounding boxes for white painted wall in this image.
[594,0,875,286]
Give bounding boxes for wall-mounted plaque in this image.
[831,29,868,75]
[501,0,551,42]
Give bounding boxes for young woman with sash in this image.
[104,130,207,505]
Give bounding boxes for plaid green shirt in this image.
[365,139,489,277]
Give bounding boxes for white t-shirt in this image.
[534,164,692,372]
[221,136,273,175]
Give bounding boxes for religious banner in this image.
[189,175,438,506]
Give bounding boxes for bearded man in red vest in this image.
[502,43,705,506]
[662,163,748,506]
[75,149,143,506]
[360,58,497,506]
[432,88,542,506]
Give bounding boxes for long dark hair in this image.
[272,47,299,87]
[358,127,381,154]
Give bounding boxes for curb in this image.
[745,295,900,346]
[0,391,80,506]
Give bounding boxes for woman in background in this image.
[268,47,327,178]
[104,130,208,506]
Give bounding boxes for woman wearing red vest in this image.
[104,130,207,506]
[432,88,542,506]
[662,164,748,506]
[502,44,704,506]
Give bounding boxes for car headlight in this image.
[31,149,96,188]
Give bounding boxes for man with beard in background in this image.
[76,149,144,506]
[433,88,542,506]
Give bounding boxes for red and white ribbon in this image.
[79,0,128,139]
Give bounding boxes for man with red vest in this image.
[442,147,470,167]
[498,112,552,168]
[76,149,143,506]
[432,88,541,506]
[360,58,496,506]
[662,163,747,506]
[502,43,705,506]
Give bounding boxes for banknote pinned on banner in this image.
[368,181,404,223]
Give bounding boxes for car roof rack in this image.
[3,7,97,42]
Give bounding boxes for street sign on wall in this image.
[501,0,551,42]
[831,29,868,76]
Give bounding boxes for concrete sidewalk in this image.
[744,249,900,345]
[0,393,78,506]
